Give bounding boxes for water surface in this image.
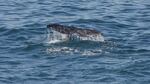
[0,0,150,84]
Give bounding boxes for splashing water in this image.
[46,28,68,43]
[44,27,107,56]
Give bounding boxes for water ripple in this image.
[0,0,150,84]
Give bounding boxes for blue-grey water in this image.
[0,0,150,84]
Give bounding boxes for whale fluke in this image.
[46,23,104,43]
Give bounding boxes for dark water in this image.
[0,0,150,84]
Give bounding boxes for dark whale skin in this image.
[47,24,102,37]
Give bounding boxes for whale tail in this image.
[46,24,104,43]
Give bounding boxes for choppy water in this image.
[0,0,150,84]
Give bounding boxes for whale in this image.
[46,23,104,42]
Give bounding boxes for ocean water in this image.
[0,0,150,84]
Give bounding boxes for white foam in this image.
[46,28,105,44]
[47,39,62,44]
[46,46,103,56]
[46,47,76,54]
